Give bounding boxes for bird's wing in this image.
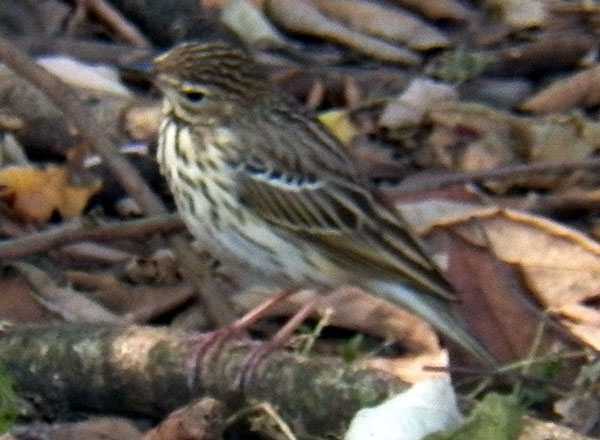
[229,132,455,299]
[236,154,368,233]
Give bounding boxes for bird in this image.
[152,41,494,366]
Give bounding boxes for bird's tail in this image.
[363,278,496,367]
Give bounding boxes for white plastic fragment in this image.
[345,378,462,440]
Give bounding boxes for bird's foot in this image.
[233,295,321,392]
[185,289,295,391]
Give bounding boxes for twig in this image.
[12,262,121,323]
[79,0,152,48]
[0,37,165,215]
[13,36,152,64]
[424,365,571,395]
[0,38,235,327]
[168,233,237,326]
[0,213,183,260]
[395,158,600,194]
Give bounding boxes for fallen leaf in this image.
[123,104,161,141]
[312,0,449,50]
[0,165,101,222]
[37,56,132,97]
[379,78,458,128]
[554,396,600,434]
[392,0,475,21]
[13,262,120,323]
[426,101,522,171]
[524,113,600,161]
[143,398,224,440]
[265,0,422,64]
[521,65,600,113]
[363,351,450,384]
[484,0,548,29]
[399,199,600,354]
[221,0,289,49]
[426,101,600,180]
[318,109,360,146]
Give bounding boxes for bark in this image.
[0,324,406,437]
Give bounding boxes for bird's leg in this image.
[186,289,295,389]
[234,294,322,392]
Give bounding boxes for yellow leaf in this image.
[0,165,101,223]
[318,109,359,146]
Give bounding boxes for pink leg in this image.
[186,290,295,389]
[234,294,322,391]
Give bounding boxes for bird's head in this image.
[153,41,267,123]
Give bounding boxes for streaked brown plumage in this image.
[154,41,493,365]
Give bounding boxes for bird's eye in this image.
[182,89,205,103]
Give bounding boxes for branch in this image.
[396,158,600,194]
[0,214,183,260]
[80,0,152,48]
[0,324,405,437]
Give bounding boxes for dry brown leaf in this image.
[221,0,289,49]
[489,34,595,77]
[37,56,132,97]
[483,211,600,309]
[0,275,57,323]
[392,0,475,21]
[400,199,600,352]
[265,0,422,64]
[312,0,449,50]
[484,0,548,29]
[123,104,161,141]
[426,101,522,170]
[13,262,120,323]
[0,165,101,222]
[563,322,600,351]
[554,395,600,434]
[21,417,143,440]
[233,286,442,354]
[362,350,450,384]
[427,102,600,173]
[457,140,514,172]
[143,398,224,440]
[401,200,600,309]
[521,65,600,113]
[379,78,458,128]
[524,113,600,161]
[325,287,442,353]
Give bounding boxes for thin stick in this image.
[396,158,600,194]
[0,213,183,260]
[79,0,152,48]
[0,39,235,327]
[13,37,151,64]
[0,37,165,215]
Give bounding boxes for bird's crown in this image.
[154,41,267,97]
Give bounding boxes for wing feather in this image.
[228,104,455,299]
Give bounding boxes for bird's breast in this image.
[157,118,343,286]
